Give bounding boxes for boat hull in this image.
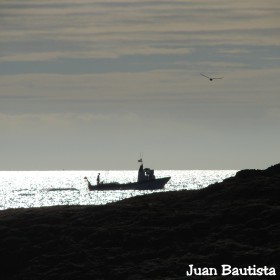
[87,177,171,191]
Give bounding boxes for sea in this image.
[0,170,237,211]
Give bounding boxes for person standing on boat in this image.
[97,173,100,185]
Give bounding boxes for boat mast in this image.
[138,152,143,165]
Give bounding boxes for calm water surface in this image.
[0,170,237,210]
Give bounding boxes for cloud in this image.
[1,0,280,64]
[1,67,280,114]
[218,48,251,55]
[0,112,112,127]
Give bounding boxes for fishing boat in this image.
[84,160,171,191]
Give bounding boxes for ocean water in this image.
[0,170,237,210]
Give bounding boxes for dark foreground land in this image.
[0,165,279,280]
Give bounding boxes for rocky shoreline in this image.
[0,164,279,279]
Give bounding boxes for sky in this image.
[1,0,280,170]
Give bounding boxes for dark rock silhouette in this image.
[0,164,279,279]
[235,163,280,178]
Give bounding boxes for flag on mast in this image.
[138,158,143,163]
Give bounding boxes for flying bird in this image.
[200,73,223,81]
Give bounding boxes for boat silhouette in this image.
[84,161,171,191]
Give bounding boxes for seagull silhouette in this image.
[200,73,223,81]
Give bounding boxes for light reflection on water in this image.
[0,170,237,210]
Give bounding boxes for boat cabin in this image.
[138,164,156,182]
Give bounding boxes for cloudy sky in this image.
[1,0,280,170]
